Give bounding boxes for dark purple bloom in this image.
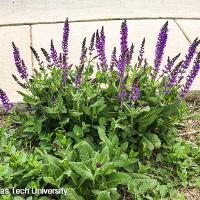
[118,54,126,79]
[74,38,87,86]
[110,47,117,71]
[138,38,145,67]
[118,76,127,102]
[89,33,95,55]
[50,39,59,67]
[58,53,62,67]
[120,20,128,57]
[118,20,129,79]
[62,18,69,57]
[178,38,200,83]
[161,53,180,77]
[95,28,108,71]
[127,43,134,65]
[30,46,41,65]
[12,42,28,79]
[180,52,200,97]
[12,74,26,88]
[143,58,148,70]
[74,65,84,86]
[165,60,183,94]
[0,89,13,112]
[152,21,168,79]
[41,48,51,63]
[129,77,140,101]
[80,37,87,66]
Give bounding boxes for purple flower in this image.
[80,37,87,66]
[12,42,28,79]
[95,27,108,71]
[118,20,130,79]
[127,43,134,65]
[62,18,69,57]
[118,54,126,79]
[129,77,140,101]
[0,89,13,112]
[30,46,42,65]
[143,58,148,70]
[165,60,183,94]
[180,52,200,97]
[74,65,84,86]
[152,21,168,79]
[137,38,145,67]
[50,39,59,67]
[178,38,200,83]
[41,48,51,63]
[118,76,128,102]
[74,38,87,86]
[110,47,117,71]
[89,33,95,55]
[120,20,128,57]
[161,53,180,77]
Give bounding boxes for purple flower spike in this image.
[178,37,200,83]
[180,52,200,98]
[110,47,117,71]
[118,54,126,79]
[127,43,134,65]
[74,38,87,86]
[80,37,87,66]
[138,38,145,67]
[118,77,127,102]
[165,60,183,93]
[129,77,140,101]
[0,89,13,112]
[62,18,69,57]
[120,20,128,57]
[50,39,59,67]
[161,53,181,77]
[12,42,28,79]
[152,21,168,79]
[41,48,51,63]
[74,65,84,86]
[95,28,108,71]
[89,33,95,55]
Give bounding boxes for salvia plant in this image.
[0,18,199,200]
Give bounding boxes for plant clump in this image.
[0,18,200,200]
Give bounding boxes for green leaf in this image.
[75,141,95,162]
[73,125,83,137]
[96,191,110,200]
[138,107,163,128]
[97,127,112,151]
[128,173,157,194]
[17,91,38,105]
[144,133,161,148]
[23,127,35,133]
[13,197,25,200]
[82,105,91,116]
[157,185,169,197]
[43,176,55,184]
[99,117,106,127]
[106,172,132,187]
[69,162,94,181]
[69,110,83,118]
[67,188,85,200]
